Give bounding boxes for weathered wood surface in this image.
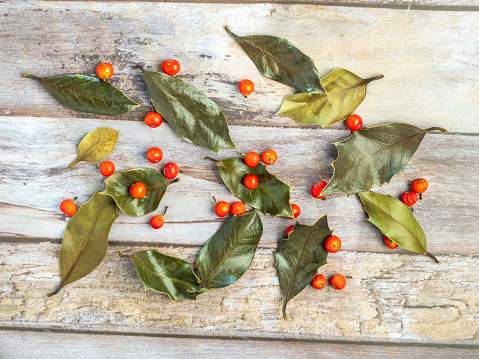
[1,2,478,133]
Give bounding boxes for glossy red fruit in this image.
[60,199,77,216]
[164,162,179,179]
[290,204,300,219]
[286,225,294,237]
[346,114,363,131]
[384,236,398,249]
[239,79,254,97]
[401,191,418,208]
[261,150,277,165]
[99,161,115,177]
[244,175,258,190]
[130,182,146,199]
[411,178,428,200]
[150,215,165,229]
[147,147,163,163]
[96,63,114,80]
[214,201,230,218]
[244,151,260,168]
[325,235,341,253]
[230,202,246,216]
[311,274,327,290]
[144,111,163,128]
[162,59,181,75]
[311,181,328,199]
[330,274,346,290]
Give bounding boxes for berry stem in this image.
[161,206,168,218]
[72,197,78,202]
[419,193,423,200]
[212,196,218,204]
[321,197,326,201]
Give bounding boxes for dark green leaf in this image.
[206,157,293,218]
[225,26,324,94]
[274,216,332,319]
[198,210,263,289]
[322,124,448,197]
[102,168,178,217]
[22,73,140,116]
[141,68,236,153]
[359,191,439,263]
[276,69,383,127]
[49,191,119,296]
[69,127,119,168]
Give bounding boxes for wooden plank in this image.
[1,2,478,133]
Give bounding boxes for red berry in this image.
[164,163,179,179]
[214,201,230,218]
[60,199,77,216]
[325,235,341,253]
[230,202,246,216]
[239,79,254,97]
[330,274,346,290]
[150,215,165,229]
[311,274,327,290]
[346,114,363,131]
[311,181,328,199]
[162,59,181,75]
[144,111,163,128]
[99,161,115,177]
[411,178,428,200]
[147,147,163,163]
[290,204,300,219]
[401,191,418,208]
[261,150,277,165]
[286,225,294,237]
[96,63,114,80]
[130,182,146,199]
[244,175,258,190]
[244,151,260,168]
[384,236,398,249]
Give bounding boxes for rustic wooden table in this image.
[1,0,478,358]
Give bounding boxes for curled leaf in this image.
[69,127,119,168]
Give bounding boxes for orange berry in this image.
[244,175,258,190]
[384,236,398,249]
[147,147,163,163]
[261,150,277,165]
[130,182,146,199]
[290,204,300,219]
[164,163,179,179]
[99,161,115,177]
[244,151,260,168]
[144,111,163,128]
[230,202,246,216]
[239,79,254,97]
[311,181,328,199]
[150,215,165,229]
[162,59,180,75]
[346,114,363,131]
[325,235,341,253]
[330,274,346,290]
[286,225,294,237]
[60,199,77,216]
[401,191,418,208]
[96,63,114,80]
[411,178,428,199]
[311,274,326,290]
[214,201,230,218]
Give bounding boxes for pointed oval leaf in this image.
[207,157,293,218]
[359,191,438,263]
[274,216,332,319]
[49,191,119,296]
[198,210,263,289]
[276,69,383,127]
[225,26,324,94]
[69,127,119,168]
[22,73,140,116]
[102,168,178,217]
[322,124,448,197]
[141,68,236,153]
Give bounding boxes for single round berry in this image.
[401,191,418,207]
[244,151,260,168]
[130,182,146,199]
[411,178,428,200]
[99,161,115,177]
[311,181,328,199]
[60,199,77,216]
[384,236,398,249]
[144,111,163,128]
[346,114,363,131]
[239,79,254,97]
[230,201,246,216]
[150,215,165,229]
[261,150,277,165]
[311,274,327,290]
[244,175,258,190]
[214,201,230,218]
[147,147,163,163]
[96,63,114,80]
[325,235,341,253]
[164,162,179,179]
[162,59,181,75]
[290,204,300,219]
[330,274,346,290]
[286,225,294,237]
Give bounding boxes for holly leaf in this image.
[225,26,324,94]
[198,210,263,289]
[276,69,383,127]
[69,127,119,168]
[322,124,447,197]
[141,68,236,153]
[359,191,439,263]
[49,191,119,296]
[102,168,178,217]
[22,73,140,116]
[274,216,332,319]
[206,157,293,218]
[127,250,204,301]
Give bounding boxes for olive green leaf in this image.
[126,250,204,301]
[276,69,383,127]
[359,191,439,263]
[206,157,293,218]
[49,191,119,296]
[225,26,324,94]
[322,124,448,197]
[198,210,263,289]
[69,127,119,168]
[140,68,236,153]
[102,168,178,217]
[274,216,332,319]
[21,73,140,116]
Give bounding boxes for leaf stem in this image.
[426,127,448,134]
[204,156,219,164]
[69,158,80,168]
[224,25,238,39]
[21,73,40,80]
[364,74,384,84]
[426,251,440,263]
[47,285,62,297]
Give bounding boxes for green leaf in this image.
[225,26,324,94]
[322,124,448,197]
[140,68,236,153]
[49,191,119,296]
[102,168,178,217]
[69,127,119,168]
[274,216,332,319]
[276,69,383,127]
[22,73,140,116]
[127,250,204,301]
[206,157,293,218]
[358,191,439,263]
[198,210,263,289]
